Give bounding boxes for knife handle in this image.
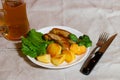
[80,51,103,75]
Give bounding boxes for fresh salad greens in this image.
[21,29,52,58]
[69,33,92,48]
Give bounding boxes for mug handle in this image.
[0,9,8,37]
[0,26,8,36]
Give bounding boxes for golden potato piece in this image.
[62,50,75,63]
[37,54,51,63]
[76,46,87,55]
[70,43,86,55]
[51,54,66,66]
[47,43,62,57]
[70,43,80,54]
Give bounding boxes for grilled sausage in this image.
[44,33,70,50]
[50,28,71,38]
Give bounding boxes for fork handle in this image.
[80,51,103,75]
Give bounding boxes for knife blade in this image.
[80,33,117,75]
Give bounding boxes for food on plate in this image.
[70,43,86,55]
[70,43,80,54]
[69,33,78,42]
[37,54,51,63]
[47,43,62,57]
[76,46,86,55]
[49,28,70,38]
[77,35,92,47]
[44,33,70,50]
[21,28,92,66]
[21,29,52,58]
[51,54,66,66]
[62,50,75,63]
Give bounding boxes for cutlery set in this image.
[80,32,117,75]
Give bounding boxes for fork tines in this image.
[99,32,109,44]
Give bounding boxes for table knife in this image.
[80,33,117,75]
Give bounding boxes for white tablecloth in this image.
[0,0,120,80]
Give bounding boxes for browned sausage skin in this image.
[44,33,70,50]
[50,28,71,38]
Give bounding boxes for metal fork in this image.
[90,32,109,55]
[80,32,109,70]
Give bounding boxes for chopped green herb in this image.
[69,33,92,48]
[77,35,92,47]
[69,33,78,42]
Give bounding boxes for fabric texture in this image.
[0,0,120,80]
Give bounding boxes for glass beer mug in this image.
[0,0,29,41]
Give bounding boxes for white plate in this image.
[27,26,90,69]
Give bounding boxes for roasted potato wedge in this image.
[47,43,62,57]
[76,46,87,55]
[62,50,75,63]
[51,54,66,66]
[70,43,86,55]
[37,54,51,63]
